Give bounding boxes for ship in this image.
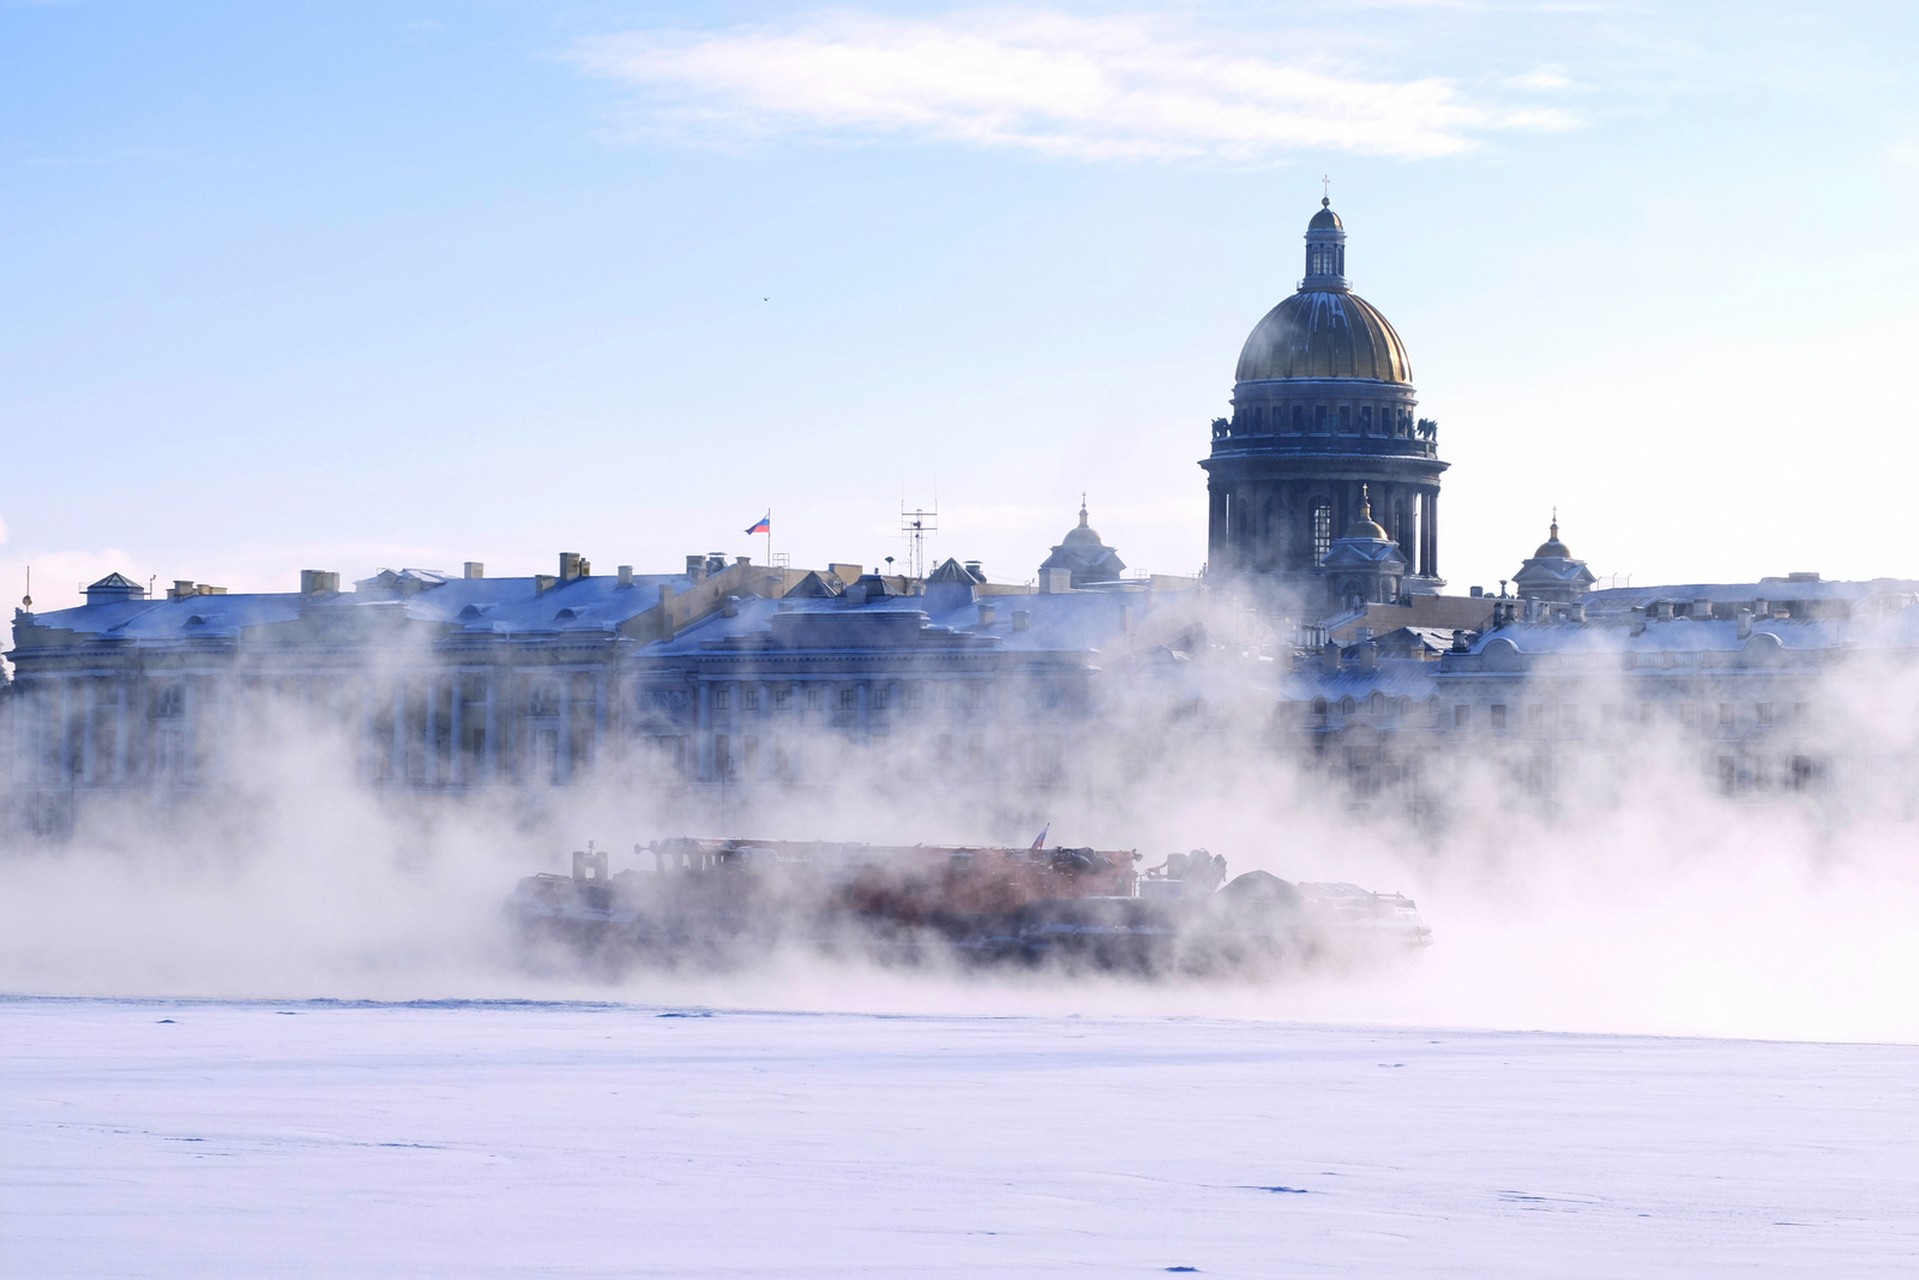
[506,836,1431,975]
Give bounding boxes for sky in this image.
[3,0,1918,622]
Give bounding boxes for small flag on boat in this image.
[745,512,771,535]
[1029,823,1049,851]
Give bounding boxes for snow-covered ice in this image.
[5,996,1916,1277]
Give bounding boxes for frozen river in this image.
[4,996,1915,1277]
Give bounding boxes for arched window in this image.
[1312,503,1333,564]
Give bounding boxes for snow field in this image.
[4,997,1916,1277]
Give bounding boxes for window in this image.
[904,684,925,710]
[806,686,824,711]
[1756,703,1773,726]
[773,686,792,711]
[1338,405,1351,433]
[1314,404,1328,432]
[714,734,732,778]
[1718,703,1734,727]
[1361,406,1373,434]
[1490,704,1508,729]
[1528,704,1544,728]
[1339,696,1356,716]
[872,685,891,711]
[1292,405,1305,432]
[713,686,731,711]
[839,688,857,710]
[744,686,761,712]
[1312,503,1333,565]
[1454,704,1469,728]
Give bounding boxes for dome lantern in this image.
[1302,197,1349,292]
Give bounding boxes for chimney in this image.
[977,603,997,627]
[299,570,339,596]
[618,565,634,587]
[170,580,196,601]
[706,553,727,576]
[1039,568,1072,594]
[1012,610,1030,631]
[1451,628,1470,653]
[1736,608,1753,639]
[1693,598,1714,620]
[735,555,751,568]
[1469,585,1484,598]
[464,562,485,580]
[1630,605,1648,636]
[964,560,984,583]
[558,552,584,583]
[1653,600,1675,621]
[686,554,707,581]
[722,595,740,618]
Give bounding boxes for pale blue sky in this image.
[3,1,1917,618]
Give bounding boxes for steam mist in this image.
[4,627,1918,1046]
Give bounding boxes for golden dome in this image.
[1343,485,1391,541]
[1533,516,1572,559]
[1235,289,1413,384]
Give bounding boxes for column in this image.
[482,677,498,784]
[448,680,464,787]
[556,676,573,785]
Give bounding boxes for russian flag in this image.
[745,512,771,535]
[1029,823,1049,851]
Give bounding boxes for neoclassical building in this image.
[1203,199,1446,601]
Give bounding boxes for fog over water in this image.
[3,641,1917,1047]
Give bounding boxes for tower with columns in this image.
[1201,198,1447,604]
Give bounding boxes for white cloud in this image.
[571,11,1582,163]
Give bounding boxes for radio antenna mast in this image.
[899,501,938,579]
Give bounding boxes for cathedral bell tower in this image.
[1201,198,1448,602]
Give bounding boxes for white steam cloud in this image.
[5,603,1919,1048]
[570,11,1581,162]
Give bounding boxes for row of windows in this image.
[1308,696,1814,731]
[1236,402,1416,437]
[707,681,992,714]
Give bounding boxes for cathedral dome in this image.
[1235,291,1413,383]
[1235,200,1413,385]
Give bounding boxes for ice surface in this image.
[4,997,1916,1277]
